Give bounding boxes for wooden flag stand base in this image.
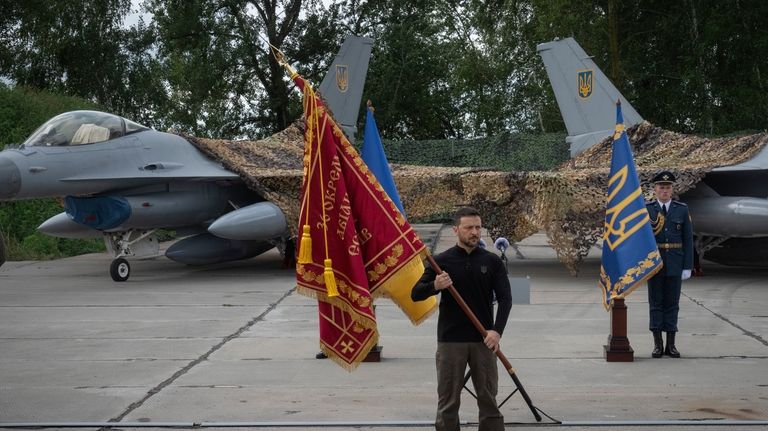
[363,345,382,362]
[604,298,634,362]
[363,305,382,362]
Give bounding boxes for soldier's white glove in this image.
[681,269,692,280]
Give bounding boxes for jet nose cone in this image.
[0,156,22,199]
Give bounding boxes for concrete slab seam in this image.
[683,291,768,347]
[100,287,297,427]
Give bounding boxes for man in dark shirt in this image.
[412,207,512,431]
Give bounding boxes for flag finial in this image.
[270,43,298,79]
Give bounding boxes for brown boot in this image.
[665,332,680,358]
[652,331,663,358]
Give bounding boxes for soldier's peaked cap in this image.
[652,171,676,184]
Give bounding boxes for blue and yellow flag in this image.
[361,104,406,216]
[599,102,662,310]
[357,101,436,329]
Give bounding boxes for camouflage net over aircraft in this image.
[185,121,768,275]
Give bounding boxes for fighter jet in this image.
[0,35,374,281]
[537,37,768,266]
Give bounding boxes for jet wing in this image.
[713,145,768,171]
[58,172,241,182]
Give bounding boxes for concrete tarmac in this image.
[1,224,767,430]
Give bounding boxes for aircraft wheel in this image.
[110,258,130,282]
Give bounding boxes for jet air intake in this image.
[0,156,21,199]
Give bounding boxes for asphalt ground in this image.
[1,224,767,430]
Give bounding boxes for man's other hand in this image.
[434,272,452,290]
[484,330,501,352]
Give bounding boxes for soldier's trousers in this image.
[435,342,504,431]
[648,274,682,332]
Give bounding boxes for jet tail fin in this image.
[319,35,374,143]
[537,37,644,156]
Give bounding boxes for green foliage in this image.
[18,233,62,259]
[144,0,315,138]
[2,232,103,261]
[0,1,132,106]
[54,236,105,257]
[0,84,100,147]
[0,200,59,242]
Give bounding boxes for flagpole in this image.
[425,254,542,422]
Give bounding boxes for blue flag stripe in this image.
[361,108,406,216]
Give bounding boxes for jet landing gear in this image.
[694,235,729,276]
[110,258,130,282]
[103,230,160,282]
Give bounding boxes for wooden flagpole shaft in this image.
[425,255,541,422]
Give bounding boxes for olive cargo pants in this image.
[435,342,504,431]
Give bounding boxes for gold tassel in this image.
[298,225,313,264]
[324,258,339,297]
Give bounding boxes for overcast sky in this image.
[124,0,152,28]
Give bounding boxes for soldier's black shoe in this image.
[652,347,663,358]
[315,351,327,359]
[664,332,680,358]
[665,345,680,358]
[652,331,663,358]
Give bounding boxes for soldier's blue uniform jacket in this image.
[647,200,694,275]
[646,199,694,332]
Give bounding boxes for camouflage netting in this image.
[184,121,768,275]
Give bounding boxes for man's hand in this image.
[434,272,452,291]
[681,269,691,280]
[484,330,501,352]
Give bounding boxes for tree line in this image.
[3,0,767,142]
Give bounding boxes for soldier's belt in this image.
[657,243,683,249]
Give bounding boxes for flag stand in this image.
[363,305,382,362]
[604,298,634,362]
[425,255,543,422]
[460,369,536,411]
[362,345,382,362]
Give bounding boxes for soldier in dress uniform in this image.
[646,171,694,358]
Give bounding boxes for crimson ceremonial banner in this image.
[291,74,431,370]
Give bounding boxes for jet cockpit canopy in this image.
[23,110,149,147]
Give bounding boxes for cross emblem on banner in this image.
[340,340,355,354]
